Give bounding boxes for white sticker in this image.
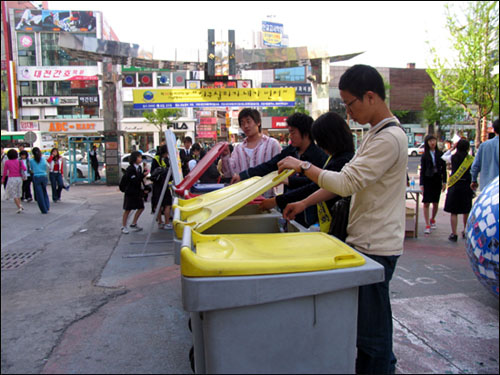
[486,213,496,226]
[478,220,487,232]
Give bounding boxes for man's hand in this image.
[277,157,302,174]
[230,174,241,185]
[283,201,306,221]
[259,198,276,211]
[470,182,479,191]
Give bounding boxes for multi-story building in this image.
[2,2,119,151]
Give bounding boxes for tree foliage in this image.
[421,94,464,136]
[143,108,181,141]
[427,1,499,146]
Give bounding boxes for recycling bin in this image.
[172,170,305,264]
[180,227,385,374]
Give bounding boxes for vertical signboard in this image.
[262,21,283,47]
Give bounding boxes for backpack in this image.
[119,173,129,193]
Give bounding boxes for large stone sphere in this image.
[465,176,499,297]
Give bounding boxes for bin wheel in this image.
[189,346,195,373]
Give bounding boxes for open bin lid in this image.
[173,170,294,238]
[175,177,261,211]
[174,142,228,196]
[181,231,366,277]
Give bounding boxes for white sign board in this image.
[164,130,184,186]
[17,66,99,81]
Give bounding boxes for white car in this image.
[121,153,154,174]
[66,158,106,179]
[62,150,84,162]
[408,143,424,157]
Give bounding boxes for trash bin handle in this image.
[181,225,192,250]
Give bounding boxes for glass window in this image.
[19,81,38,96]
[40,33,96,66]
[123,103,153,118]
[274,67,306,82]
[17,33,36,65]
[43,80,97,96]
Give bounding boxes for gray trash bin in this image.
[180,227,385,374]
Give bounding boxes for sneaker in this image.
[448,234,458,242]
[424,226,431,235]
[27,198,33,202]
[64,185,70,191]
[129,224,143,232]
[121,226,130,234]
[163,223,173,230]
[430,219,437,230]
[16,206,24,214]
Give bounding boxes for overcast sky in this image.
[49,1,463,69]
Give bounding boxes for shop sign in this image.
[197,131,217,139]
[262,21,283,47]
[21,96,79,107]
[199,117,218,125]
[14,9,97,33]
[17,66,99,81]
[40,120,104,133]
[78,95,99,106]
[272,116,289,129]
[19,121,39,131]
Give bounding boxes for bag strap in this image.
[375,121,402,135]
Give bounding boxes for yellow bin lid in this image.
[173,170,294,238]
[175,177,261,211]
[181,231,366,277]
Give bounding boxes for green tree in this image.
[264,103,310,117]
[421,94,463,137]
[427,1,499,147]
[143,108,182,142]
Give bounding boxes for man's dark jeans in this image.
[356,253,399,375]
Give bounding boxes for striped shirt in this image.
[222,135,282,177]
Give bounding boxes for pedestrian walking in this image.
[1,146,7,190]
[121,151,147,234]
[19,150,33,202]
[278,64,408,374]
[150,145,173,230]
[419,135,447,234]
[471,118,499,192]
[30,147,50,214]
[444,139,475,242]
[47,148,66,203]
[2,149,27,213]
[89,145,101,181]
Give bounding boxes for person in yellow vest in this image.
[151,145,173,230]
[444,139,475,242]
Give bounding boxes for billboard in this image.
[132,88,296,109]
[262,21,283,47]
[17,66,99,81]
[14,9,97,33]
[262,83,312,96]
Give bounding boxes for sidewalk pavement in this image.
[2,183,498,374]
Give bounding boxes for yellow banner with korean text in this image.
[133,88,296,109]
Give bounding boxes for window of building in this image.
[17,33,36,66]
[274,67,306,82]
[43,105,99,119]
[123,103,153,118]
[19,81,38,96]
[41,33,96,66]
[43,80,97,96]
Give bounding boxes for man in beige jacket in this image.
[278,64,408,374]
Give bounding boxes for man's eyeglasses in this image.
[342,98,358,111]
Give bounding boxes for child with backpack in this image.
[120,151,148,234]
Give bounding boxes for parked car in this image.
[62,149,84,162]
[121,153,154,174]
[408,143,424,157]
[66,158,106,179]
[146,148,157,156]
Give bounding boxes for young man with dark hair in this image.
[180,136,193,177]
[231,112,327,227]
[471,118,499,191]
[279,64,408,374]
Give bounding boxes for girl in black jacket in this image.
[121,151,147,234]
[419,135,447,234]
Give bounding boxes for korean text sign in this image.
[132,88,295,109]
